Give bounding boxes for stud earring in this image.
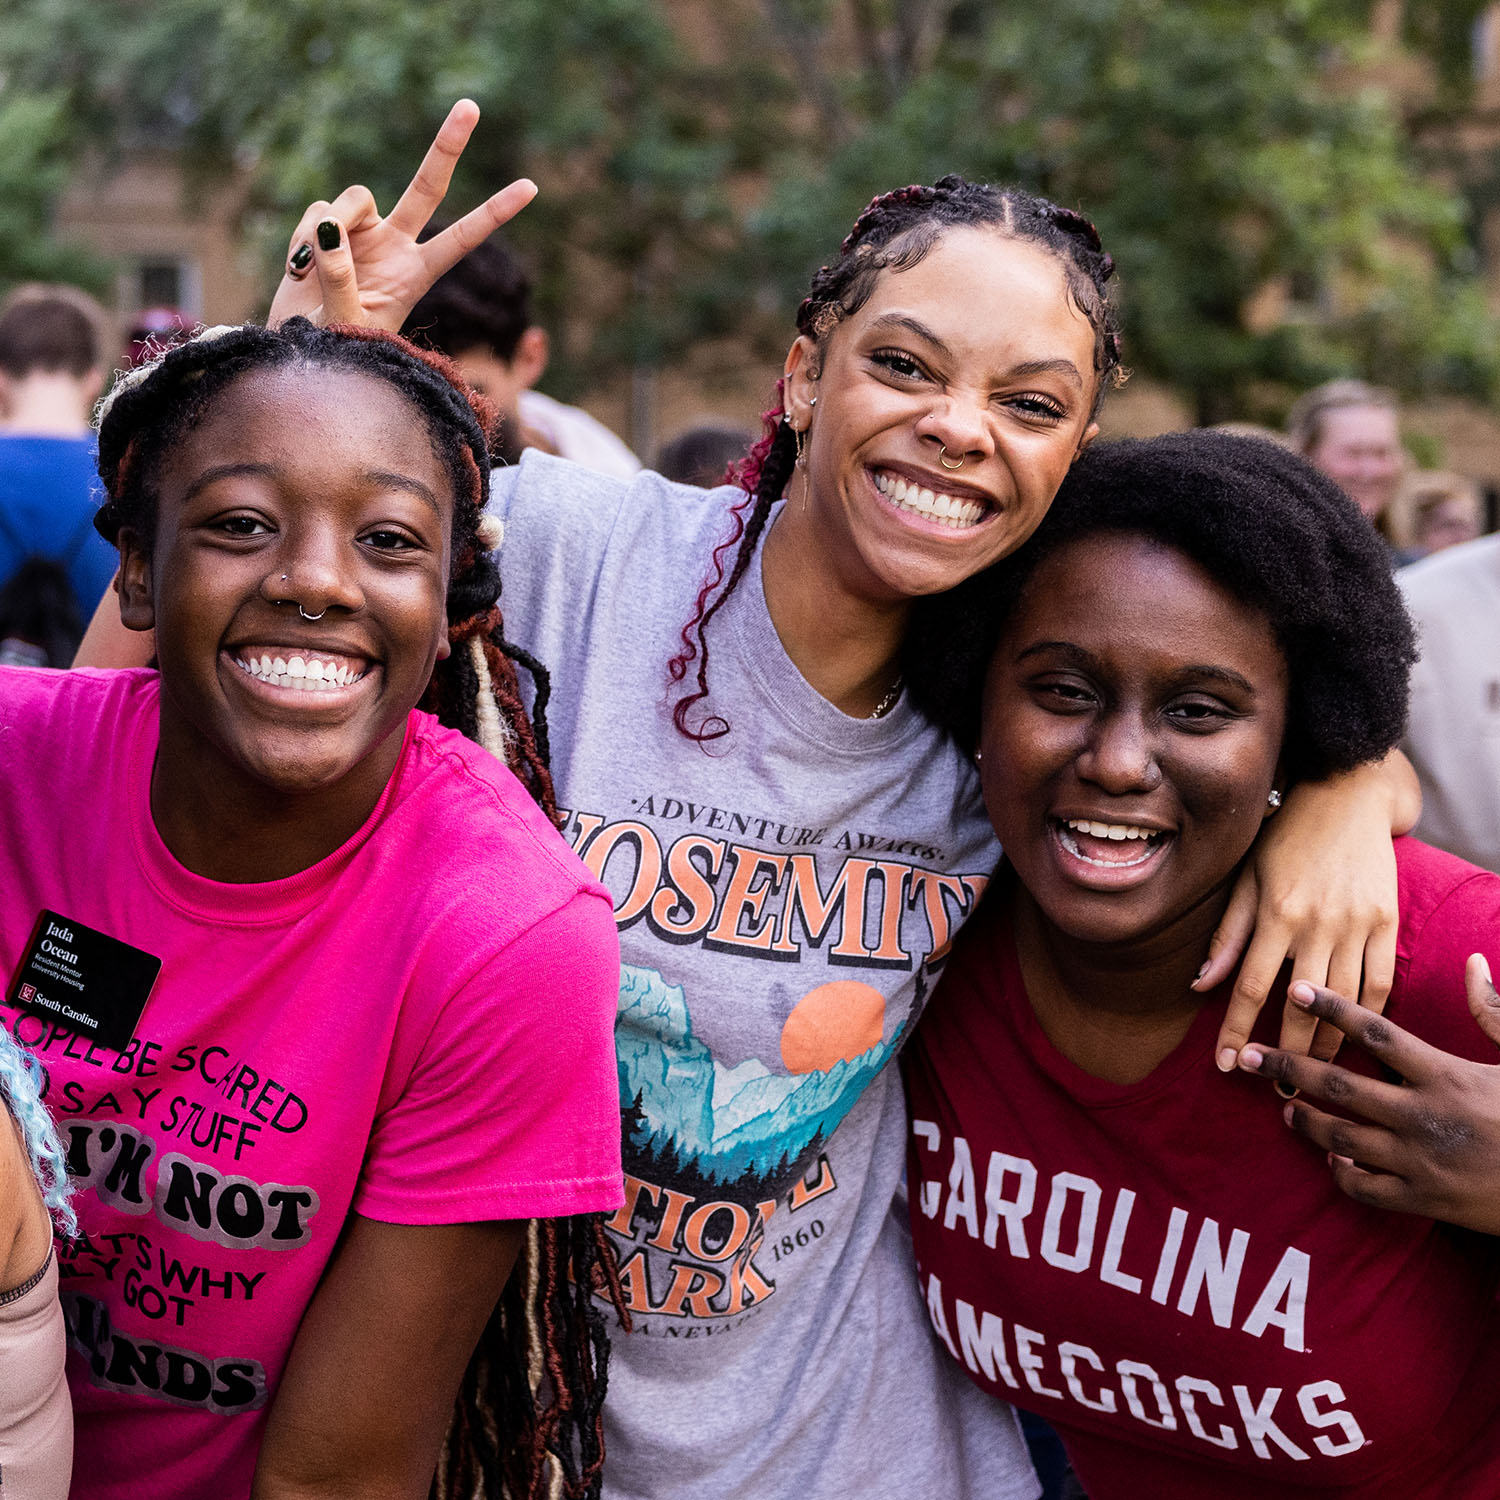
[1267,789,1283,810]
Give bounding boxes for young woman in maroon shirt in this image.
[902,430,1500,1498]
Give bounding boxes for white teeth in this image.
[872,469,986,529]
[1066,818,1159,842]
[233,651,366,694]
[1057,825,1164,869]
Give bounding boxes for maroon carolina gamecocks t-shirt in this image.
[904,838,1500,1499]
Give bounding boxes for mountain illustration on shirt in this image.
[615,963,901,1205]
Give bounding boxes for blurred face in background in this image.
[1306,403,1404,523]
[1417,494,1482,555]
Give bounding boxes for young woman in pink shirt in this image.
[2,320,624,1499]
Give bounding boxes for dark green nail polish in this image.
[316,219,341,251]
[289,242,313,273]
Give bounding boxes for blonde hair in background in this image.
[1387,469,1484,552]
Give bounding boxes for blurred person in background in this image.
[1390,469,1484,561]
[1287,379,1417,562]
[1401,527,1500,872]
[652,422,754,488]
[0,285,118,666]
[404,227,640,476]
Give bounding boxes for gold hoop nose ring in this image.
[938,445,965,471]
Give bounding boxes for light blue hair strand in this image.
[0,1027,76,1238]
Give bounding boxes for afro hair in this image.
[905,430,1417,787]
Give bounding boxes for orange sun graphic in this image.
[780,980,885,1074]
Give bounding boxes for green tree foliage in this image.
[751,0,1500,421]
[1,0,1495,420]
[0,0,765,398]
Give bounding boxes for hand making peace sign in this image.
[268,99,535,332]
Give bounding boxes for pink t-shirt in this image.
[0,667,624,1500]
[904,838,1500,1499]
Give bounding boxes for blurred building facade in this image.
[54,149,261,341]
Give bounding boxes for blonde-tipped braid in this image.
[469,636,517,760]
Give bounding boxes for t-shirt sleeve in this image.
[1394,859,1500,1065]
[354,886,624,1224]
[486,452,634,656]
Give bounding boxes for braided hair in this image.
[93,319,626,1500]
[667,175,1125,741]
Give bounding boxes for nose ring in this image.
[298,605,326,622]
[938,445,965,471]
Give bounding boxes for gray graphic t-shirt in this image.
[492,453,1037,1500]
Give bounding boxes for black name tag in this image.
[7,910,161,1053]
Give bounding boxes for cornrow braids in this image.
[93,319,625,1500]
[667,175,1124,742]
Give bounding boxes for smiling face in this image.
[979,533,1288,947]
[1306,404,1403,522]
[782,227,1101,603]
[119,362,454,806]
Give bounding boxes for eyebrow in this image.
[1015,640,1257,694]
[865,315,1084,389]
[183,463,442,515]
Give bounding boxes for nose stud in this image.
[938,445,965,471]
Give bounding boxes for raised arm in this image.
[251,1214,522,1500]
[1202,749,1420,1065]
[267,100,536,333]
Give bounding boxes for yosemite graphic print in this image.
[561,796,991,1333]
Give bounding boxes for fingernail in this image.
[289,241,314,273]
[1289,982,1316,1007]
[317,218,341,251]
[1480,953,1494,987]
[1191,962,1210,992]
[1274,1081,1300,1101]
[1216,1047,1237,1073]
[1237,1047,1263,1072]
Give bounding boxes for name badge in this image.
[7,910,161,1052]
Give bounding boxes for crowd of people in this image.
[2,98,1500,1500]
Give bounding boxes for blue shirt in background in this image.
[0,434,117,618]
